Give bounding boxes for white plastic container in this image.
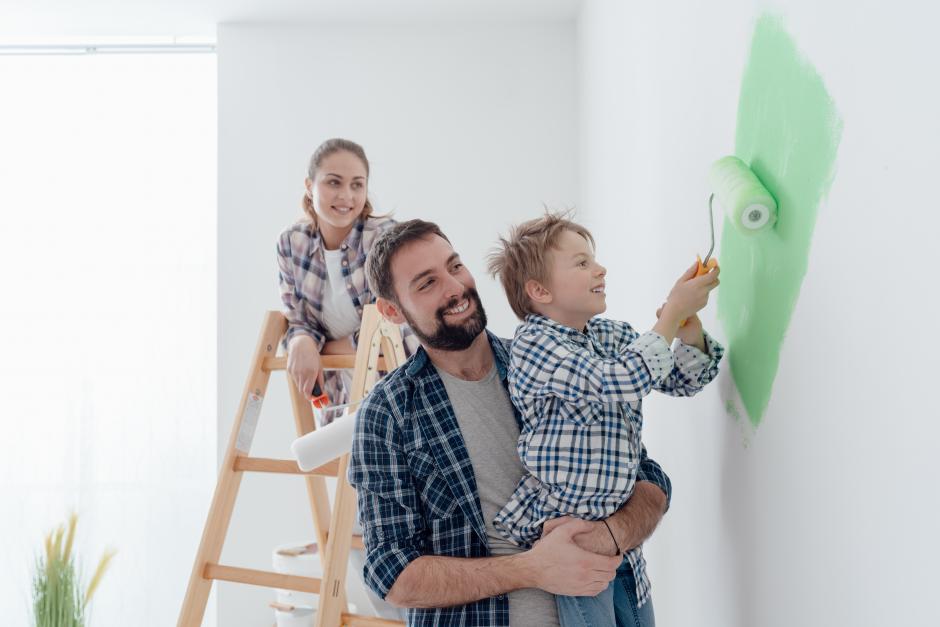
[271,540,402,624]
[272,541,321,624]
[273,604,316,627]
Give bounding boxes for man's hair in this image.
[487,211,595,320]
[366,219,451,303]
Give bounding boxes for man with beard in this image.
[348,220,672,627]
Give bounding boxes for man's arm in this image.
[386,520,622,608]
[605,445,671,552]
[349,389,622,608]
[606,480,667,552]
[542,481,667,556]
[347,392,425,601]
[541,446,672,555]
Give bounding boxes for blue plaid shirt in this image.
[348,330,674,626]
[494,314,724,608]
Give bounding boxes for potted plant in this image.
[31,512,116,627]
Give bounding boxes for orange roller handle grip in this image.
[310,381,330,409]
[695,255,719,276]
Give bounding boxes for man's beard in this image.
[402,288,488,351]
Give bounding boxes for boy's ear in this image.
[525,279,552,305]
[376,296,406,324]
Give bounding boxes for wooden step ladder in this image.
[178,305,406,627]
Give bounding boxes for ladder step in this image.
[234,456,339,477]
[203,563,320,593]
[341,613,405,627]
[263,355,389,372]
[325,531,365,551]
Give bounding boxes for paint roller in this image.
[680,156,777,325]
[291,409,358,472]
[708,155,777,235]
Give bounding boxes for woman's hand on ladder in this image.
[287,335,325,399]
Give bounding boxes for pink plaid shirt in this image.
[277,215,416,418]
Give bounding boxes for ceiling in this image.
[0,0,581,39]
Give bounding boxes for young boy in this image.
[487,213,723,626]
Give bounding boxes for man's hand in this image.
[540,517,619,557]
[539,481,669,559]
[386,519,622,608]
[522,519,621,596]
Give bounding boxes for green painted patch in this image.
[717,14,843,426]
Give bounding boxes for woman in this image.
[277,138,413,424]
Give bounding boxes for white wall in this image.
[578,1,939,626]
[217,20,577,625]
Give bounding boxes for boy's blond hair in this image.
[487,212,595,320]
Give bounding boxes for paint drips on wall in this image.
[718,14,843,427]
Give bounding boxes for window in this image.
[0,50,217,626]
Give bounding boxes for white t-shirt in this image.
[320,248,361,341]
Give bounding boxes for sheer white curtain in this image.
[0,52,217,626]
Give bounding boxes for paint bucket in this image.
[273,604,316,627]
[272,541,322,620]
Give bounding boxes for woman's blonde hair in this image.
[302,138,376,225]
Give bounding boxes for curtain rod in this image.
[0,43,216,56]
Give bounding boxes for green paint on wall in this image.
[717,14,842,426]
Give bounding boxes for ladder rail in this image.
[177,307,405,627]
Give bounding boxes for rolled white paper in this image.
[291,410,358,472]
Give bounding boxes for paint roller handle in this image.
[310,381,330,409]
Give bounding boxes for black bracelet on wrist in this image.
[601,519,622,555]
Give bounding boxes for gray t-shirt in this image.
[435,364,559,627]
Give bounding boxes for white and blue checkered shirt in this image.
[493,314,724,607]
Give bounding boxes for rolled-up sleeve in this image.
[348,388,425,599]
[635,445,673,512]
[276,232,326,350]
[653,331,724,397]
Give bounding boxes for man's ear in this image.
[375,296,406,325]
[525,279,552,305]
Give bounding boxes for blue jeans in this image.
[556,557,656,627]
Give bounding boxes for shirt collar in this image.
[405,329,509,381]
[522,313,597,345]
[307,216,366,257]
